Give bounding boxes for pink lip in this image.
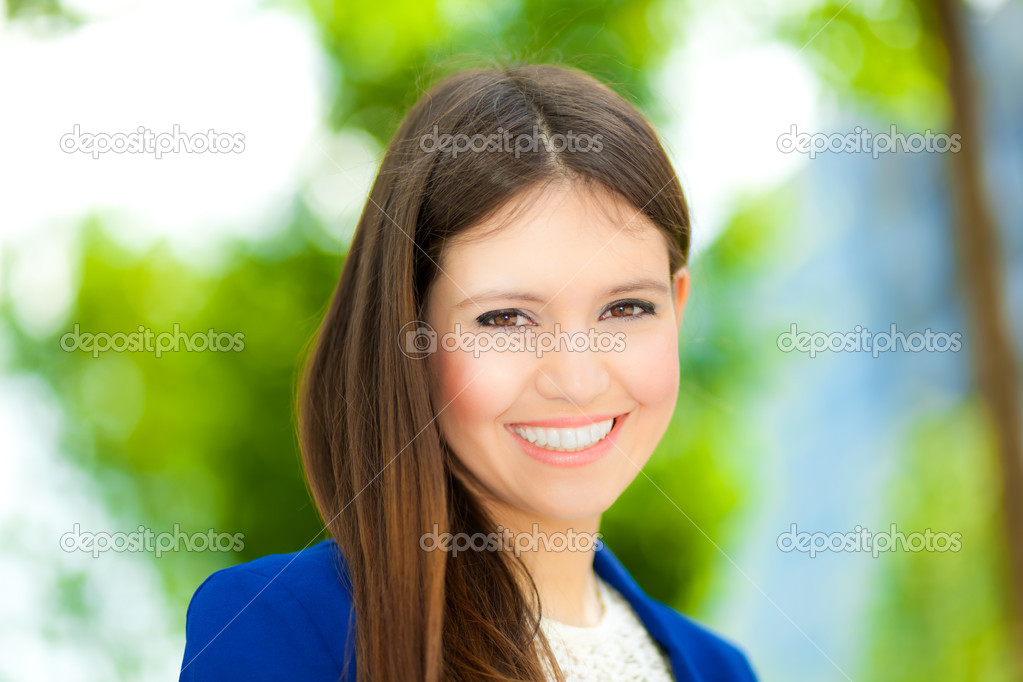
[507,413,623,428]
[505,412,629,468]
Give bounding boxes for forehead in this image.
[433,181,669,299]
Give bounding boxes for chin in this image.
[518,477,632,525]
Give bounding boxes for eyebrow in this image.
[454,277,671,309]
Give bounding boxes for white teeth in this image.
[512,418,615,452]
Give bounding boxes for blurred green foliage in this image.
[307,0,680,142]
[865,400,1017,680]
[777,0,951,126]
[6,213,344,600]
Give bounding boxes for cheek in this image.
[615,327,680,406]
[430,348,523,447]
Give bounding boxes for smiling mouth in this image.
[509,416,620,453]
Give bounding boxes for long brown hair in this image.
[298,62,690,681]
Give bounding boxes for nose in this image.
[534,337,611,407]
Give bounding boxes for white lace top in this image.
[539,575,675,681]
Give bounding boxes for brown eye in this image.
[608,303,640,318]
[492,312,519,327]
[477,310,532,328]
[598,300,655,321]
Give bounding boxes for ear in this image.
[671,267,690,335]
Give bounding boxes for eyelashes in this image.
[475,299,657,328]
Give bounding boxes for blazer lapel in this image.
[593,542,702,682]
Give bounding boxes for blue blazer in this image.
[179,539,758,681]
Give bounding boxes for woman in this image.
[179,63,758,681]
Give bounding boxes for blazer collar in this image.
[593,542,702,682]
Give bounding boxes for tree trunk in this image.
[933,0,1023,670]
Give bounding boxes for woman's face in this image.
[424,180,690,525]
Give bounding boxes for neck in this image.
[486,504,604,627]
